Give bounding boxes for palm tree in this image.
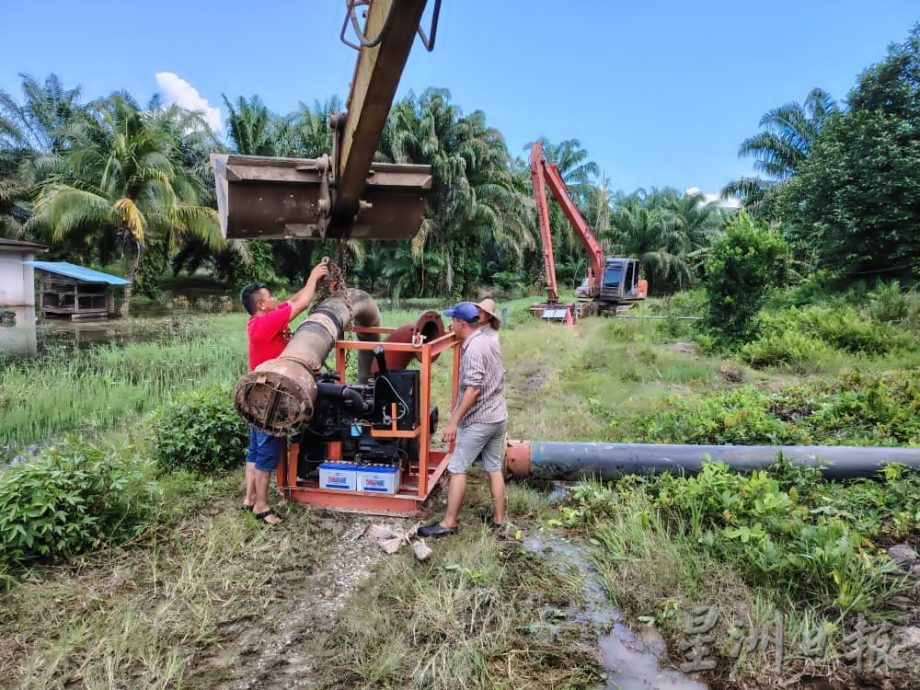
[379,89,532,295]
[0,73,82,158]
[222,95,279,157]
[1,74,85,236]
[740,88,836,179]
[281,97,342,157]
[610,191,696,292]
[27,94,222,314]
[722,88,836,207]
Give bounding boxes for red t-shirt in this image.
[247,301,293,371]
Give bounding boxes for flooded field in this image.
[0,296,451,359]
[0,302,243,359]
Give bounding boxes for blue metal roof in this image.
[23,261,131,285]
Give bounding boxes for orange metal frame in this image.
[276,326,461,515]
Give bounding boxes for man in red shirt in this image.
[239,260,329,524]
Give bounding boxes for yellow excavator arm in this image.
[213,0,439,241]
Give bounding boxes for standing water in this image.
[523,532,707,690]
[0,298,244,359]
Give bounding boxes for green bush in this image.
[636,387,799,445]
[741,303,913,369]
[152,385,249,474]
[740,329,833,371]
[0,440,158,566]
[647,461,915,611]
[704,213,790,344]
[786,369,920,445]
[599,368,919,446]
[566,462,920,613]
[867,281,920,329]
[796,305,900,354]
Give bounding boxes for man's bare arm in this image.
[288,261,329,318]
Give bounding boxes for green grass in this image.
[319,526,600,689]
[0,476,332,689]
[0,315,249,450]
[2,290,919,689]
[559,470,919,687]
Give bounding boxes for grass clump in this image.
[322,532,601,690]
[590,368,919,446]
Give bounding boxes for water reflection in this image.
[0,306,37,356]
[0,300,246,360]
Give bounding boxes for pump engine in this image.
[296,345,437,477]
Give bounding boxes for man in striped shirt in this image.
[419,301,508,538]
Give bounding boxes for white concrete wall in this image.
[0,251,35,307]
[0,306,37,356]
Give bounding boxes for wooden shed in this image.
[24,261,130,320]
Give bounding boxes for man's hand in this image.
[308,261,329,286]
[441,422,458,444]
[288,261,330,319]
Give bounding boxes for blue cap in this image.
[443,301,479,323]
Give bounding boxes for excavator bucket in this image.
[212,154,432,241]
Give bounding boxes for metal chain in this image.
[315,240,354,377]
[337,240,354,378]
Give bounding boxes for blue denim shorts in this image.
[247,429,283,472]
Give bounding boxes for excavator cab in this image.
[599,258,647,303]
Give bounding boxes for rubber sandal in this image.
[255,509,283,525]
[417,522,458,538]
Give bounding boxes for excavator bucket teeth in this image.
[212,154,432,241]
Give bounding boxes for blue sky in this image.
[2,1,917,199]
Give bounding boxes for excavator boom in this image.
[529,141,605,299]
[213,0,437,241]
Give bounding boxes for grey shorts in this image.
[448,419,507,474]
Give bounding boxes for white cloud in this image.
[685,187,741,209]
[155,72,222,131]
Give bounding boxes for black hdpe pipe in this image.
[504,441,920,481]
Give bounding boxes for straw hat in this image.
[475,298,501,330]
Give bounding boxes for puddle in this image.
[524,532,707,690]
[599,621,706,690]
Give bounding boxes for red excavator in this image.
[528,141,647,324]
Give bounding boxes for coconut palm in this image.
[27,94,222,314]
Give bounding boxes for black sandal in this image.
[255,509,283,525]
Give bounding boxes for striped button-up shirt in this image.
[456,327,507,426]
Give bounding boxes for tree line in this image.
[2,24,917,311]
